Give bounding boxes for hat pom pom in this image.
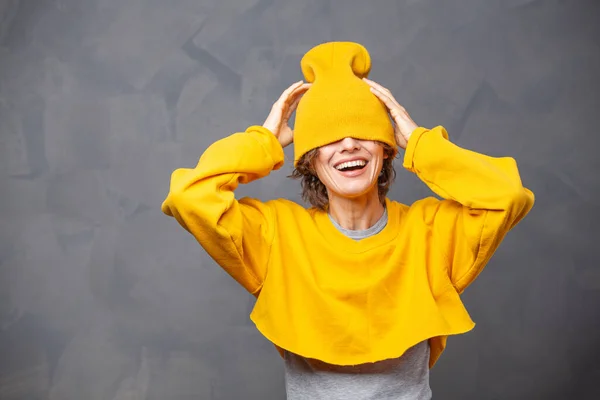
[300,42,372,83]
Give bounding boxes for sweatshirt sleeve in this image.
[403,126,535,293]
[161,125,284,295]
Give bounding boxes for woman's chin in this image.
[329,181,379,201]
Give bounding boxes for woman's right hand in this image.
[262,81,311,148]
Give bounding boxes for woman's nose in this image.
[340,137,361,151]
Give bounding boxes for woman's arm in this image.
[365,78,534,293]
[161,126,284,294]
[162,81,311,294]
[404,126,534,293]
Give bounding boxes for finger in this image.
[283,81,306,97]
[363,78,392,96]
[364,78,404,111]
[283,97,300,121]
[366,83,399,110]
[371,86,405,114]
[286,80,305,93]
[289,82,311,98]
[369,86,395,108]
[281,83,311,110]
[370,88,408,128]
[279,82,310,109]
[275,81,305,106]
[283,85,311,120]
[285,95,302,118]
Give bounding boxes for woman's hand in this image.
[363,78,418,150]
[263,81,311,148]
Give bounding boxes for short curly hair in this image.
[289,143,397,211]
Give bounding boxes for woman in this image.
[162,42,534,399]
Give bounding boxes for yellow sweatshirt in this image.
[161,125,535,368]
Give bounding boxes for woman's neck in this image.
[327,190,385,231]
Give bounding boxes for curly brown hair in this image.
[289,143,397,211]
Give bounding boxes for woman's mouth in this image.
[334,159,368,176]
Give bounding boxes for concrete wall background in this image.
[0,0,598,398]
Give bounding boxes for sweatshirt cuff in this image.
[245,125,286,170]
[402,126,449,173]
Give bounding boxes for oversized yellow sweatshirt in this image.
[161,125,535,368]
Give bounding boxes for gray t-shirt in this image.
[283,207,432,399]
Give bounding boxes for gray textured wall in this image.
[0,0,599,399]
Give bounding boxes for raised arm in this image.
[161,126,283,294]
[161,81,311,294]
[403,126,534,292]
[365,78,534,293]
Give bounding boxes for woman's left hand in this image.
[363,78,418,150]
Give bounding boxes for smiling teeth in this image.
[335,160,367,170]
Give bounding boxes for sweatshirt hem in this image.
[249,313,475,367]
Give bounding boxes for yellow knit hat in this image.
[293,42,396,166]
